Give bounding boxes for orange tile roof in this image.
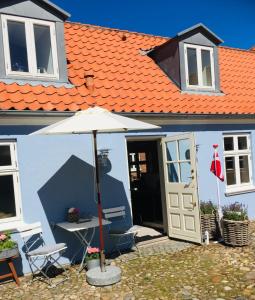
[1,21,255,115]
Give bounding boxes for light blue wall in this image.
[2,122,255,274]
[1,130,132,275]
[195,124,255,220]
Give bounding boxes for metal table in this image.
[56,217,111,272]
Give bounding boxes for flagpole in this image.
[212,144,223,240]
[214,146,223,220]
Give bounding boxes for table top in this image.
[56,216,111,232]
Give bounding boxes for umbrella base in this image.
[86,266,121,286]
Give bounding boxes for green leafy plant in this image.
[223,202,248,221]
[86,247,100,261]
[0,231,17,252]
[200,201,217,215]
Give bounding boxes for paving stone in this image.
[1,223,255,299]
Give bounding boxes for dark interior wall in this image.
[127,141,163,225]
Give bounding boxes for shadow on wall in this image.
[37,155,130,261]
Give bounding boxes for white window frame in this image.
[0,141,22,229]
[223,133,253,194]
[184,43,215,90]
[1,14,59,79]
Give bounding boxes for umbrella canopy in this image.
[31,106,160,271]
[32,106,159,135]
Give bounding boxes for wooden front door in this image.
[162,133,201,243]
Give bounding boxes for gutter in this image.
[1,110,255,127]
[121,112,255,120]
[0,110,255,119]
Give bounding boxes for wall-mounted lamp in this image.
[98,149,110,167]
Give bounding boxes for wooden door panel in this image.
[162,133,201,244]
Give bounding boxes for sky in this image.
[53,0,255,49]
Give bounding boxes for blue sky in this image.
[54,0,255,49]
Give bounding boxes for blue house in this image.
[0,0,255,275]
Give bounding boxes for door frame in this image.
[125,135,168,233]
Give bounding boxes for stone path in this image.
[1,225,255,299]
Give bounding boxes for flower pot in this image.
[67,212,79,223]
[86,259,100,270]
[201,213,220,240]
[223,219,249,246]
[0,246,19,259]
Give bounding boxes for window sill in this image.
[0,220,25,232]
[225,187,255,196]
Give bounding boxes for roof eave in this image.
[177,23,224,45]
[0,110,255,119]
[41,0,71,20]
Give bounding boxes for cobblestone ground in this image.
[1,225,255,300]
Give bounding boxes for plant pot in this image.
[0,246,19,259]
[223,219,249,246]
[86,258,100,270]
[201,213,220,240]
[67,212,79,223]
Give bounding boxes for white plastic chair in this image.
[103,206,140,255]
[17,222,69,288]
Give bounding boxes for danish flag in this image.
[210,144,224,182]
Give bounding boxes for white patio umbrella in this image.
[31,106,160,272]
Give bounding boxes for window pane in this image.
[167,163,179,183]
[0,175,16,219]
[138,152,146,161]
[238,136,247,150]
[178,139,191,161]
[0,146,12,166]
[166,141,177,161]
[34,24,54,74]
[7,20,29,72]
[201,49,212,86]
[225,157,236,185]
[239,155,250,183]
[224,137,234,151]
[187,48,198,85]
[180,162,191,183]
[139,163,147,174]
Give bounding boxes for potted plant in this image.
[0,231,19,259]
[86,247,100,270]
[222,202,249,246]
[67,207,80,223]
[200,201,220,240]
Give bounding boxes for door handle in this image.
[192,200,197,208]
[188,176,194,180]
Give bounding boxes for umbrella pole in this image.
[93,130,106,272]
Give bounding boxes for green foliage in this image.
[0,231,17,252]
[223,202,248,221]
[86,247,100,261]
[200,201,217,215]
[86,253,100,261]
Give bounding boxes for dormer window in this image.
[184,44,215,89]
[1,15,59,79]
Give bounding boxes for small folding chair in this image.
[103,206,140,255]
[18,222,69,288]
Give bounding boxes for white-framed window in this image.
[223,133,253,193]
[184,43,215,89]
[0,141,22,227]
[1,14,59,79]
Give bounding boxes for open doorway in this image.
[127,140,163,230]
